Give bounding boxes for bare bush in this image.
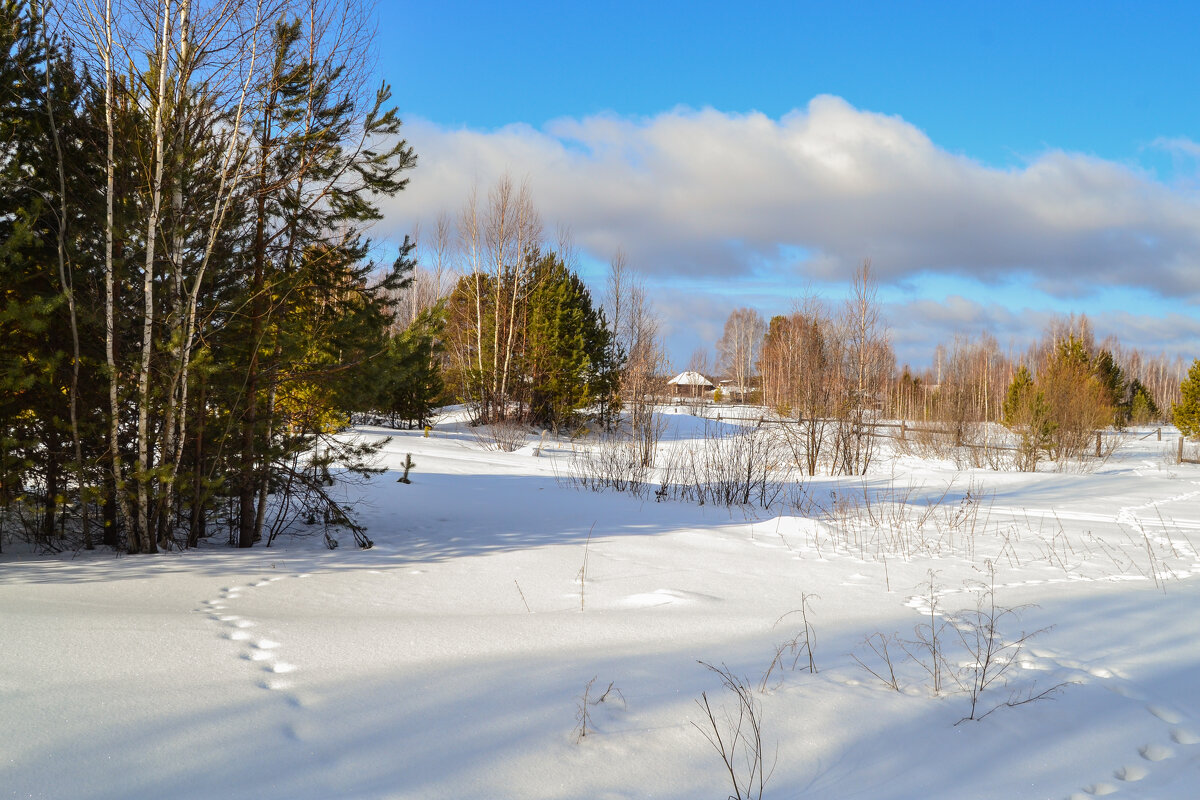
[562,432,651,498]
[849,567,1068,720]
[684,423,787,509]
[810,476,990,563]
[694,661,775,800]
[851,632,903,691]
[760,594,818,692]
[951,564,1068,723]
[901,571,956,695]
[565,419,799,513]
[472,421,529,452]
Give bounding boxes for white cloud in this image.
[379,97,1200,367]
[1151,135,1200,160]
[383,95,1200,297]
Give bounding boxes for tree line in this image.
[1,0,428,553]
[707,278,1194,473]
[4,0,1197,553]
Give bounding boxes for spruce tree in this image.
[1093,349,1128,427]
[1127,379,1159,426]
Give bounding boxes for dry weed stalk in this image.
[760,594,819,692]
[574,676,626,742]
[694,662,776,800]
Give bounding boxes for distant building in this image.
[667,370,715,398]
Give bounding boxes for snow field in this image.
[2,411,1199,799]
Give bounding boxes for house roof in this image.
[667,370,715,387]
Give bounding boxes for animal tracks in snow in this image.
[1018,641,1199,799]
[1137,743,1174,762]
[197,573,331,746]
[199,575,298,694]
[1146,704,1183,724]
[1062,672,1194,798]
[1113,763,1147,782]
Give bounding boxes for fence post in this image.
[1157,427,1161,441]
[1095,431,1101,458]
[1180,436,1185,464]
[900,420,907,440]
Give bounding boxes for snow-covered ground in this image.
[3,410,1199,799]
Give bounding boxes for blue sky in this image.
[372,1,1200,369]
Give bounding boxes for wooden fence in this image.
[678,403,1200,464]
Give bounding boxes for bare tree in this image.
[606,255,666,466]
[687,347,711,377]
[453,184,487,416]
[835,261,892,475]
[445,176,568,426]
[716,307,766,403]
[929,333,1007,448]
[795,298,837,475]
[386,211,455,332]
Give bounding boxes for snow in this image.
[3,412,1199,799]
[667,370,714,387]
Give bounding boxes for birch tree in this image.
[716,307,765,401]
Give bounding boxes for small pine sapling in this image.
[397,453,415,484]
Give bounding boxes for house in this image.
[667,371,715,398]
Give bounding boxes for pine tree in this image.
[228,13,416,548]
[444,250,617,431]
[525,254,615,431]
[1,1,415,552]
[1173,359,1200,440]
[1002,365,1051,471]
[366,307,446,430]
[1037,334,1112,463]
[0,0,102,542]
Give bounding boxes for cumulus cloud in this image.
[382,95,1200,297]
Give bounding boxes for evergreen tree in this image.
[525,253,616,431]
[1093,349,1128,427]
[0,0,102,541]
[1037,335,1112,463]
[365,306,446,430]
[1127,379,1160,425]
[226,13,416,548]
[444,250,617,431]
[1173,359,1200,440]
[0,1,416,552]
[1002,365,1051,471]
